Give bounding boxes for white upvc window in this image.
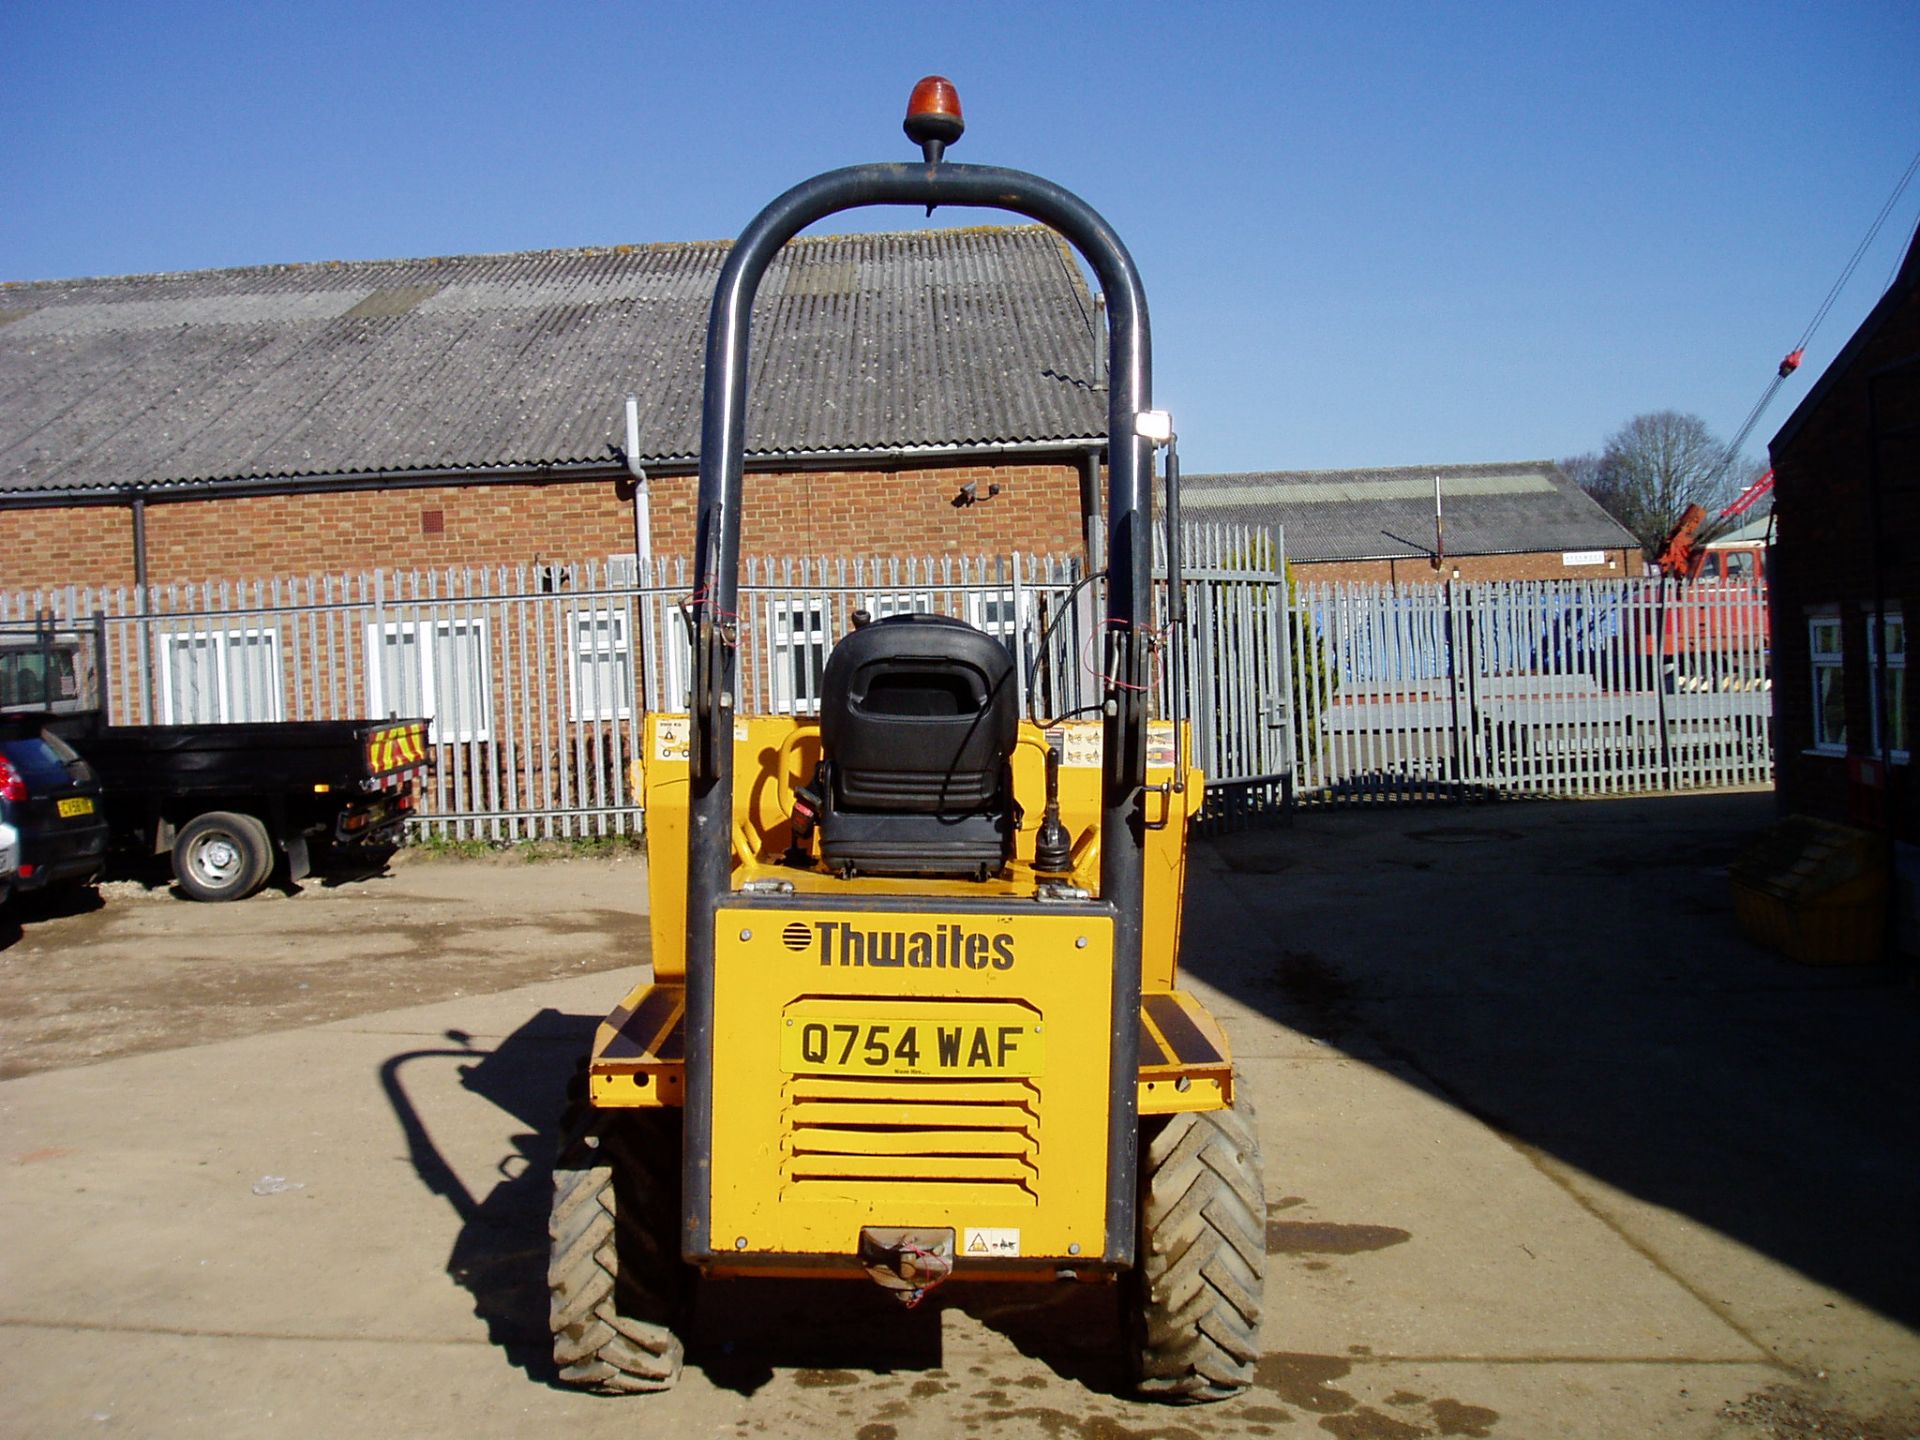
[1867,610,1907,762]
[651,611,692,713]
[159,628,284,724]
[865,591,935,621]
[767,599,830,715]
[1808,612,1845,756]
[966,588,1034,654]
[367,617,492,743]
[568,609,633,721]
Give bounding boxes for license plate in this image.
[782,1016,1045,1078]
[57,796,94,818]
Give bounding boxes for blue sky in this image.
[4,1,1915,476]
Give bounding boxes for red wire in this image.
[1084,618,1156,693]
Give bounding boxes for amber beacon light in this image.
[904,75,965,163]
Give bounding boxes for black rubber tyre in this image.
[1129,1088,1266,1403]
[172,811,272,902]
[548,1093,689,1393]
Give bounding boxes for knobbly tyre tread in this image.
[1130,1087,1265,1402]
[548,1081,689,1393]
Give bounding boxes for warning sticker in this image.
[962,1227,1021,1258]
[1147,721,1177,768]
[1043,724,1102,769]
[654,717,690,762]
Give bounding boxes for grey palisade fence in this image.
[1282,575,1772,804]
[2,527,1770,839]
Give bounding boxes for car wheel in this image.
[172,811,273,902]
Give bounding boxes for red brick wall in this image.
[1294,547,1643,586]
[652,462,1084,563]
[0,459,1088,591]
[1768,276,1920,838]
[0,505,136,590]
[733,463,1084,558]
[140,485,638,582]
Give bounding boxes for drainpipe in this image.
[624,396,659,712]
[130,492,153,723]
[1086,289,1108,574]
[1078,449,1104,573]
[1863,370,1903,958]
[624,396,653,570]
[1866,374,1890,784]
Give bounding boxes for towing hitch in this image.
[858,1227,954,1308]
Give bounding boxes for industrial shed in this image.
[1766,224,1920,847]
[1180,461,1644,584]
[0,226,1108,591]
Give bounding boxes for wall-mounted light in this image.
[952,481,1002,508]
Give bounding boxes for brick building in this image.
[1181,461,1644,584]
[0,226,1105,591]
[1766,226,1920,845]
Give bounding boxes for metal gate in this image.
[1284,576,1773,804]
[1161,524,1292,827]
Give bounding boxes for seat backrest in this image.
[819,615,1015,813]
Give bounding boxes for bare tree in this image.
[1559,450,1609,507]
[1564,411,1757,555]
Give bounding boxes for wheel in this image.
[172,811,273,901]
[548,1087,690,1393]
[1129,1087,1266,1403]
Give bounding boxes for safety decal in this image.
[962,1227,1021,1258]
[654,717,691,762]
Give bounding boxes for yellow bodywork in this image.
[631,714,1200,989]
[592,711,1235,1267]
[708,906,1113,1260]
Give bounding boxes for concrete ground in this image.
[2,793,1916,1439]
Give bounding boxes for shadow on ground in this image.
[382,1010,1132,1396]
[1,878,102,949]
[1190,790,1920,1330]
[375,793,1919,1407]
[96,839,402,900]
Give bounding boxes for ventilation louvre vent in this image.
[781,1074,1041,1203]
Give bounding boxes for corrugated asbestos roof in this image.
[1181,461,1640,562]
[0,227,1106,497]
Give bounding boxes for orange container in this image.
[1731,815,1888,966]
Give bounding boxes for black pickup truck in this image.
[3,623,429,901]
[53,712,429,900]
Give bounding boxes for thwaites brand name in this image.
[794,919,1016,970]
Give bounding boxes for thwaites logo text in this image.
[788,920,1015,970]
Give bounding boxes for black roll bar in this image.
[680,159,1155,1265]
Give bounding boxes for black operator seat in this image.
[814,614,1016,878]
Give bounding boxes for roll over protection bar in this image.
[679,150,1157,1264]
